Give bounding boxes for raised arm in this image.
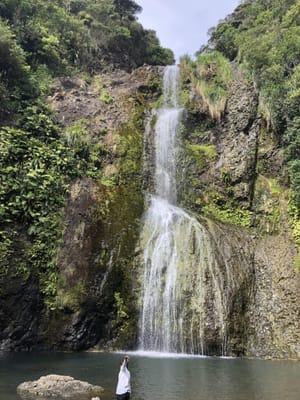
[120,355,129,370]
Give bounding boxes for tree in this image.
[0,19,30,119]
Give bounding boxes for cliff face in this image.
[0,66,163,351]
[178,64,300,358]
[0,64,299,358]
[42,67,163,350]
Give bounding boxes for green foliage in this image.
[203,202,253,228]
[0,19,31,118]
[189,144,216,159]
[207,21,238,61]
[0,0,173,77]
[63,118,107,180]
[288,199,300,246]
[284,117,300,210]
[180,51,232,120]
[0,114,83,307]
[0,127,70,220]
[206,0,300,131]
[28,64,53,97]
[204,0,300,235]
[268,178,283,196]
[0,227,31,291]
[19,103,60,140]
[117,107,144,186]
[114,291,129,321]
[111,290,133,344]
[0,19,29,81]
[0,229,14,278]
[287,160,300,208]
[99,90,114,104]
[64,118,90,147]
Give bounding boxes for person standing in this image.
[116,355,131,400]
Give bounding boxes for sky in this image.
[136,0,241,61]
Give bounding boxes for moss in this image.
[188,143,216,158]
[264,204,281,234]
[268,178,283,195]
[294,254,300,273]
[220,168,232,185]
[147,74,163,99]
[55,280,87,311]
[180,88,193,110]
[186,143,216,172]
[288,199,300,246]
[82,101,146,348]
[99,90,114,104]
[92,75,103,93]
[251,175,288,235]
[203,202,253,228]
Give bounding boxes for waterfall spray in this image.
[139,66,227,355]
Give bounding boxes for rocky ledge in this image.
[17,374,103,399]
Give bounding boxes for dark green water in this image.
[0,351,299,400]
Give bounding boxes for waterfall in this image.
[139,66,227,355]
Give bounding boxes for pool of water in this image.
[0,351,299,400]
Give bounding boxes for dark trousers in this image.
[116,392,130,400]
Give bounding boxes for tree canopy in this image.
[0,0,174,119]
[0,0,174,73]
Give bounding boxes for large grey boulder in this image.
[17,374,104,399]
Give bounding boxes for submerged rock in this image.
[17,374,104,399]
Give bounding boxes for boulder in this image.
[17,374,104,399]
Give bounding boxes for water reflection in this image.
[0,352,299,400]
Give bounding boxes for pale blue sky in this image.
[136,0,241,60]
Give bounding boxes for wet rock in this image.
[0,272,42,351]
[17,374,104,400]
[178,62,300,359]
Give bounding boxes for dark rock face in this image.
[204,220,256,356]
[39,178,127,351]
[210,68,260,206]
[0,273,42,351]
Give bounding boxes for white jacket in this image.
[116,359,131,395]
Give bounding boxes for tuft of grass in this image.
[193,50,233,121]
[63,118,90,147]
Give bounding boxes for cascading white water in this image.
[139,66,226,354]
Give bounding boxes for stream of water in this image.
[139,66,227,354]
